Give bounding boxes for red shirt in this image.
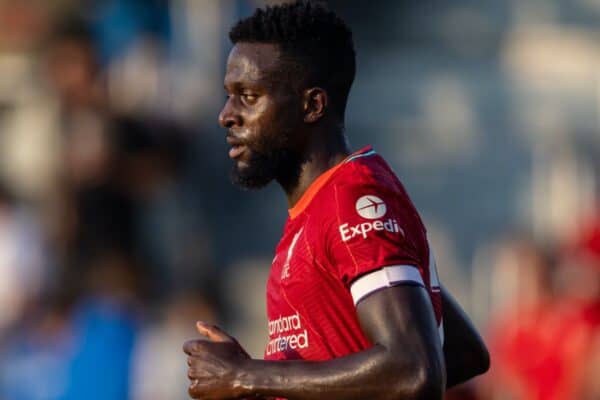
[264,146,443,361]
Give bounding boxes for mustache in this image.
[226,133,248,147]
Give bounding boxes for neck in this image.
[278,123,350,208]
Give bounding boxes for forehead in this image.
[224,43,283,87]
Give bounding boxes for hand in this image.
[184,321,251,399]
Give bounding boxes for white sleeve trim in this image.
[350,265,424,306]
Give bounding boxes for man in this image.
[184,2,489,399]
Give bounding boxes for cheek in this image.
[242,99,272,131]
[247,107,284,140]
[244,97,301,148]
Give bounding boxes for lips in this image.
[229,145,246,159]
[226,135,246,159]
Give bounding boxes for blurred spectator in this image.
[0,250,140,400]
[84,0,171,65]
[482,236,556,400]
[0,0,61,205]
[44,17,103,111]
[577,333,600,400]
[483,219,600,400]
[130,291,217,400]
[551,214,600,400]
[114,116,213,296]
[557,213,600,313]
[43,17,136,273]
[0,295,74,400]
[66,251,140,400]
[0,183,47,334]
[44,17,207,301]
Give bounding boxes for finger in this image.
[183,340,195,355]
[187,367,209,380]
[183,339,205,355]
[188,379,199,398]
[188,379,209,399]
[196,321,233,343]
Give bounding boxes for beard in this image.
[231,145,302,190]
[230,126,304,190]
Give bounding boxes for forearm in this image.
[235,344,444,400]
[185,287,446,400]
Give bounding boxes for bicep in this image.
[356,284,444,362]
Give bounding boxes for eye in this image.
[242,92,259,104]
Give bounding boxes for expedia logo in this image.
[339,194,403,242]
[355,195,387,219]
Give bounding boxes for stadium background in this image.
[0,0,599,399]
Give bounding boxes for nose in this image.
[218,98,242,129]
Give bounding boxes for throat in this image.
[276,155,304,201]
[281,150,349,209]
[279,126,351,209]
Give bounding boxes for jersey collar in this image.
[288,146,373,219]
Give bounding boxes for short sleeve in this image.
[324,178,425,288]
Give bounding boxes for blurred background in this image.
[0,0,599,399]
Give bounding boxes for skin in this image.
[440,287,489,387]
[184,42,489,399]
[220,43,348,204]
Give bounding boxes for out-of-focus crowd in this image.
[0,1,220,399]
[0,1,599,400]
[446,217,600,400]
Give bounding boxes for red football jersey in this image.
[264,146,443,361]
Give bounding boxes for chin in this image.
[229,146,301,190]
[230,164,275,190]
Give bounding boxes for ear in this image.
[302,87,328,123]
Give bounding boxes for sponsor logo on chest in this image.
[266,312,309,356]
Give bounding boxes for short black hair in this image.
[229,1,356,116]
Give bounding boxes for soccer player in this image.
[184,2,489,399]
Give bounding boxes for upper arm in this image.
[356,283,444,359]
[320,167,446,395]
[356,284,446,395]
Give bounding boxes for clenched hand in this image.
[183,321,251,399]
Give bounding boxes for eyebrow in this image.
[224,80,264,91]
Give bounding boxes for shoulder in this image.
[317,152,425,239]
[328,152,405,205]
[303,149,414,224]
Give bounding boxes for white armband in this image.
[350,265,424,306]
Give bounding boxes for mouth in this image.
[226,135,247,160]
[229,145,247,159]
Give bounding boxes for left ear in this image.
[302,87,328,123]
